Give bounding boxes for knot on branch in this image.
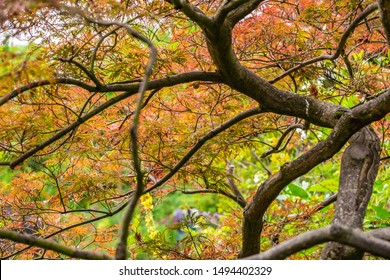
[330,223,344,237]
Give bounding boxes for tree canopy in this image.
[0,0,389,260]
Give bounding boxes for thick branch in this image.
[0,229,113,260]
[372,227,390,242]
[0,72,221,107]
[243,224,390,260]
[321,126,380,259]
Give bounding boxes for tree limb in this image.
[0,78,97,107]
[0,71,222,107]
[2,201,129,260]
[180,188,246,208]
[57,58,102,87]
[0,229,114,260]
[240,89,390,257]
[244,224,390,260]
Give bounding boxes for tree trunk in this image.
[321,126,380,259]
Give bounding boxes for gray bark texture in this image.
[321,127,381,259]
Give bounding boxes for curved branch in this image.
[0,78,97,107]
[105,71,222,92]
[168,0,213,30]
[90,26,121,74]
[115,46,155,260]
[1,72,222,108]
[57,58,102,87]
[313,193,338,211]
[243,224,390,260]
[0,229,113,260]
[270,2,380,83]
[217,0,265,27]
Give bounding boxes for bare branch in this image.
[1,72,221,107]
[90,26,121,74]
[0,229,113,260]
[314,193,338,211]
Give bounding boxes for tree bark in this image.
[321,126,380,259]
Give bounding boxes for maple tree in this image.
[0,0,389,260]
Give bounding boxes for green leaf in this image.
[308,179,338,193]
[287,183,309,198]
[371,206,390,220]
